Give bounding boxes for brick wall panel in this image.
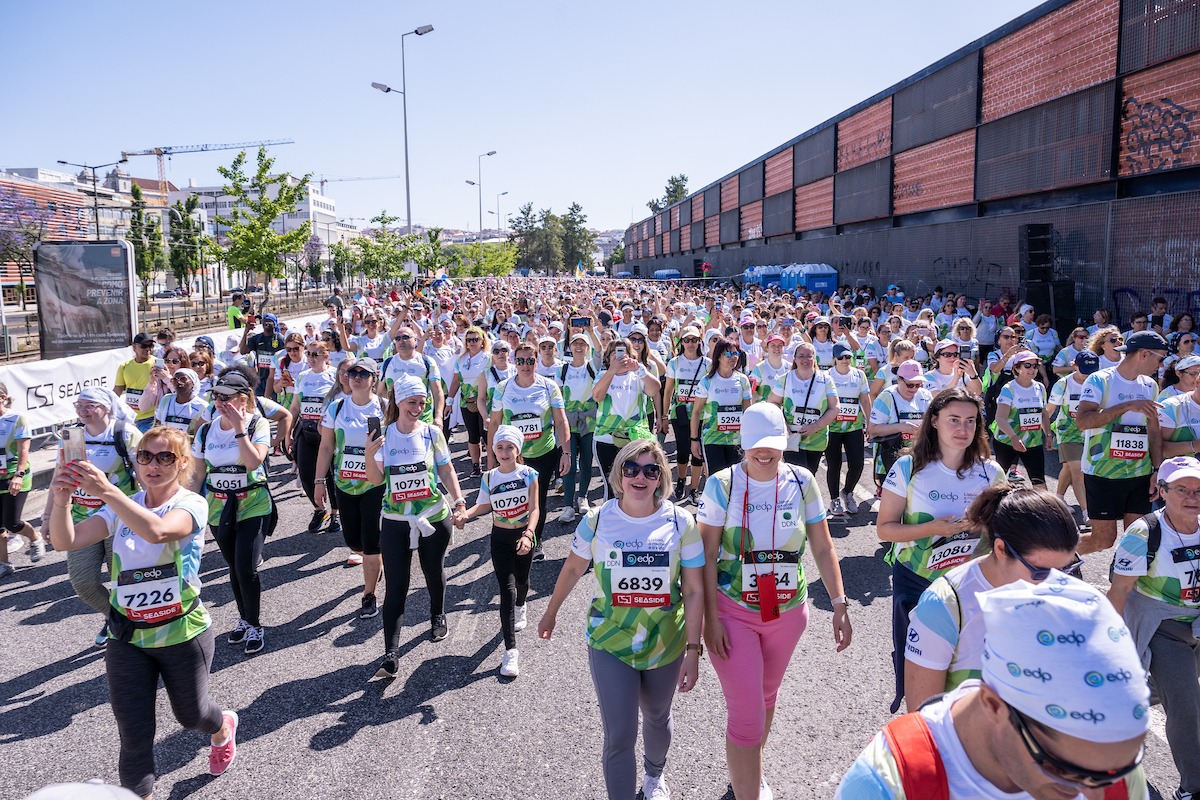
[720,176,739,212]
[837,97,893,171]
[662,232,669,254]
[740,200,764,240]
[691,195,704,223]
[670,205,680,229]
[680,221,691,251]
[1119,52,1200,176]
[893,130,977,215]
[764,149,794,196]
[794,177,834,231]
[981,0,1120,121]
[704,215,720,246]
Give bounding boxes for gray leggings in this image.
[1149,619,1200,792]
[106,626,225,797]
[587,648,681,800]
[67,535,113,616]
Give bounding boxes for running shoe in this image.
[374,652,399,680]
[514,605,528,632]
[552,477,564,494]
[430,614,448,642]
[829,498,846,517]
[576,498,589,513]
[227,619,251,645]
[208,711,239,776]
[27,539,45,563]
[1007,467,1025,483]
[360,593,378,619]
[641,774,670,800]
[841,490,860,515]
[346,553,364,567]
[1173,791,1194,800]
[673,479,685,499]
[326,515,342,536]
[307,509,328,533]
[6,536,22,555]
[94,622,109,649]
[0,562,14,581]
[760,776,774,800]
[499,648,520,678]
[243,626,265,655]
[687,489,700,507]
[531,543,546,563]
[559,506,577,524]
[470,463,482,479]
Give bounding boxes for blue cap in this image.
[1074,351,1100,374]
[195,335,216,351]
[262,313,279,325]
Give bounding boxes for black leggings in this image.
[463,406,485,446]
[491,525,534,650]
[785,448,823,475]
[212,514,270,627]
[825,429,865,496]
[0,483,28,532]
[992,438,1046,485]
[703,443,741,477]
[294,434,338,511]
[380,516,452,653]
[525,446,561,544]
[107,627,224,798]
[595,440,623,500]
[670,411,703,467]
[335,484,384,555]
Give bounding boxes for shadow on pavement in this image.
[833,548,893,608]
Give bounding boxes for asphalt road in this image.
[0,434,1182,800]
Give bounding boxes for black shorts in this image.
[0,483,28,533]
[1083,473,1153,521]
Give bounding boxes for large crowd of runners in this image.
[2,275,1198,800]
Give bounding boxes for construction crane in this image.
[120,139,295,199]
[317,175,404,194]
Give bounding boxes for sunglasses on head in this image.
[620,460,662,480]
[136,449,178,466]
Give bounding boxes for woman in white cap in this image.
[904,485,1082,709]
[474,337,516,455]
[825,342,872,517]
[447,326,491,478]
[189,370,274,655]
[1110,455,1200,800]
[365,374,467,677]
[0,381,46,581]
[558,333,599,524]
[924,339,982,397]
[313,356,386,619]
[592,338,661,500]
[660,326,710,504]
[689,335,753,478]
[56,387,142,645]
[458,424,539,677]
[838,571,1151,799]
[697,401,850,800]
[539,439,703,800]
[628,323,667,438]
[767,340,838,476]
[877,387,1003,713]
[749,334,789,403]
[990,350,1048,486]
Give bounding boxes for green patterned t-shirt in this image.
[1114,509,1200,614]
[1079,367,1158,479]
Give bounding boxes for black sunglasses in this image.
[136,450,178,466]
[347,369,374,379]
[1008,704,1141,789]
[620,460,661,480]
[835,355,853,361]
[998,539,1083,581]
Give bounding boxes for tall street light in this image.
[371,24,434,238]
[495,191,508,235]
[476,150,496,241]
[57,157,128,241]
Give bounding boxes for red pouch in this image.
[757,571,780,622]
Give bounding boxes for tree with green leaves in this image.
[413,228,460,278]
[445,241,516,278]
[509,202,565,275]
[561,202,596,273]
[329,240,357,286]
[646,174,689,213]
[605,243,625,270]
[303,234,324,284]
[128,183,165,307]
[356,211,421,285]
[215,147,312,307]
[167,194,202,296]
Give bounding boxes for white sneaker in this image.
[514,605,528,632]
[576,497,589,513]
[5,536,22,555]
[760,776,774,800]
[28,538,45,563]
[841,490,859,515]
[642,774,670,800]
[500,648,519,677]
[559,506,577,524]
[829,497,846,517]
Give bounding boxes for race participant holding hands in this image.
[697,402,850,800]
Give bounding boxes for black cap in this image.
[133,332,154,346]
[211,371,252,397]
[1074,351,1100,375]
[1116,331,1168,354]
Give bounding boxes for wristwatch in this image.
[685,642,704,657]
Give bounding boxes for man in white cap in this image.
[837,571,1150,799]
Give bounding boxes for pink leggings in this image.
[710,592,809,747]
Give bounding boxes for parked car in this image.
[246,284,263,293]
[153,289,180,299]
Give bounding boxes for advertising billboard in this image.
[33,240,137,359]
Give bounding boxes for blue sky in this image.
[6,0,1045,231]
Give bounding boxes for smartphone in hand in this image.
[367,416,382,441]
[62,427,87,463]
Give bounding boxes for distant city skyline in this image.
[5,0,1044,231]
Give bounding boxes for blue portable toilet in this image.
[797,264,838,295]
[616,270,633,279]
[758,265,783,288]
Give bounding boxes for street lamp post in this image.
[495,190,508,236]
[57,157,128,241]
[476,151,495,241]
[371,24,434,237]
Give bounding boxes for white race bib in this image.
[611,549,671,608]
[836,398,860,423]
[490,478,530,521]
[1110,424,1148,460]
[716,404,742,433]
[115,562,184,623]
[257,352,274,370]
[339,446,368,481]
[927,533,980,572]
[511,412,541,442]
[123,388,143,410]
[207,465,249,495]
[1018,409,1042,432]
[300,396,324,421]
[388,462,432,502]
[740,550,800,605]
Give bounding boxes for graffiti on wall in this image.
[931,256,1007,296]
[1122,96,1197,175]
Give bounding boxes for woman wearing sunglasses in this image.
[314,357,386,618]
[690,336,753,478]
[1110,456,1200,800]
[991,351,1050,486]
[1089,325,1125,370]
[660,326,710,504]
[448,327,491,478]
[475,339,517,464]
[1051,326,1091,376]
[365,375,467,675]
[152,369,207,434]
[52,389,141,645]
[353,316,391,360]
[48,427,240,798]
[826,343,872,517]
[697,402,851,800]
[539,440,703,800]
[877,388,1004,713]
[489,343,570,559]
[1045,351,1098,527]
[592,338,661,500]
[322,330,348,367]
[269,333,307,411]
[767,341,838,476]
[557,334,600,525]
[1161,332,1198,395]
[190,371,273,655]
[289,342,340,537]
[138,346,190,421]
[189,351,216,396]
[904,486,1081,709]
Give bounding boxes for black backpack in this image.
[983,368,1014,428]
[198,415,278,537]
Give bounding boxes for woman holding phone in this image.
[313,356,386,619]
[592,338,661,500]
[447,326,490,477]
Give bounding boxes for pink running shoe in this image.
[209,710,239,776]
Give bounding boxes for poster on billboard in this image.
[33,240,137,359]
